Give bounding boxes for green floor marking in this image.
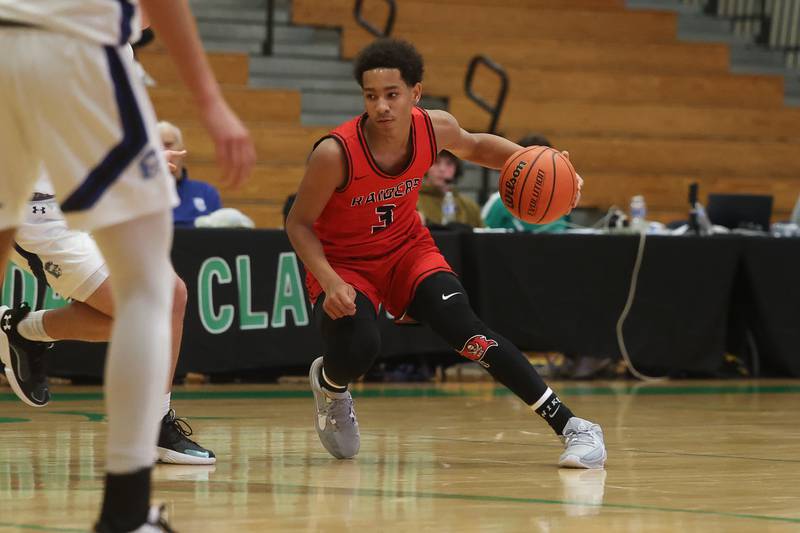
[51,411,106,422]
[0,417,30,424]
[15,475,800,527]
[153,480,800,525]
[2,383,800,404]
[0,523,84,532]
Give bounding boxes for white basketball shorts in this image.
[0,28,177,232]
[10,195,108,302]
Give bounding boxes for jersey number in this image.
[371,204,396,234]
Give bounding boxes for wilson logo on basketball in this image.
[503,160,527,207]
[458,334,498,368]
[527,168,546,216]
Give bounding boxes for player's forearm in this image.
[466,134,523,170]
[139,0,222,108]
[286,223,343,290]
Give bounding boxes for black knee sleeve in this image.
[314,290,381,386]
[409,273,549,405]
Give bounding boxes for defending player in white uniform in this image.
[0,1,256,531]
[6,170,216,466]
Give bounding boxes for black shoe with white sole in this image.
[0,303,51,407]
[157,410,216,465]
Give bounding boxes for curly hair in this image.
[353,38,424,87]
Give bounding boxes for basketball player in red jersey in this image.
[286,38,605,469]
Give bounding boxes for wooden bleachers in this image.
[295,2,681,44]
[149,87,301,123]
[426,65,785,108]
[343,34,732,75]
[138,0,800,226]
[138,51,320,228]
[447,98,800,141]
[293,0,800,222]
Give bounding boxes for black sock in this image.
[533,390,575,435]
[98,467,151,531]
[318,364,347,394]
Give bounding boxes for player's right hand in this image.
[323,281,357,319]
[200,99,256,189]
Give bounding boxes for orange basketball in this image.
[498,146,579,224]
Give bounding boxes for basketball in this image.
[498,146,580,224]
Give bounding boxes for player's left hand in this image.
[561,150,583,210]
[164,149,187,174]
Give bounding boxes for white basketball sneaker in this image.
[559,417,607,469]
[309,356,360,459]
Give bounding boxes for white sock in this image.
[162,393,171,419]
[94,212,173,474]
[17,310,56,342]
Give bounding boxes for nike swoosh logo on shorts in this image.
[442,292,462,301]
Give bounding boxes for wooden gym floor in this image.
[1,380,799,532]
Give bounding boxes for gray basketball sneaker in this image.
[559,417,607,469]
[309,356,360,459]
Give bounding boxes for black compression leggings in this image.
[314,273,549,406]
[407,273,549,405]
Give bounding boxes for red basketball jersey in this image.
[313,107,438,260]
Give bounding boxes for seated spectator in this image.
[417,150,483,228]
[481,134,569,233]
[158,121,222,227]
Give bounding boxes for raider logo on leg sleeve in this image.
[458,334,498,368]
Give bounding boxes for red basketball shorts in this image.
[306,230,453,317]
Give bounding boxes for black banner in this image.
[464,233,743,376]
[3,229,797,379]
[44,229,458,378]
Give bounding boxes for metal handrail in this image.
[464,55,509,135]
[262,0,275,55]
[464,55,509,204]
[702,0,775,50]
[354,0,396,38]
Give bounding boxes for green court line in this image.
[16,479,800,527]
[290,484,800,524]
[155,480,800,525]
[418,435,800,465]
[0,523,84,532]
[51,411,106,422]
[2,383,800,403]
[0,417,30,423]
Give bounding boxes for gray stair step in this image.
[199,21,338,44]
[250,56,354,78]
[625,0,698,14]
[303,91,364,114]
[198,21,266,41]
[251,76,359,92]
[190,0,289,10]
[301,91,448,114]
[300,96,449,126]
[203,40,263,54]
[272,41,341,58]
[677,13,750,43]
[301,112,355,126]
[273,26,340,44]
[729,43,790,73]
[192,7,272,24]
[785,95,800,107]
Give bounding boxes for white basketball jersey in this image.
[0,0,142,46]
[33,173,56,196]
